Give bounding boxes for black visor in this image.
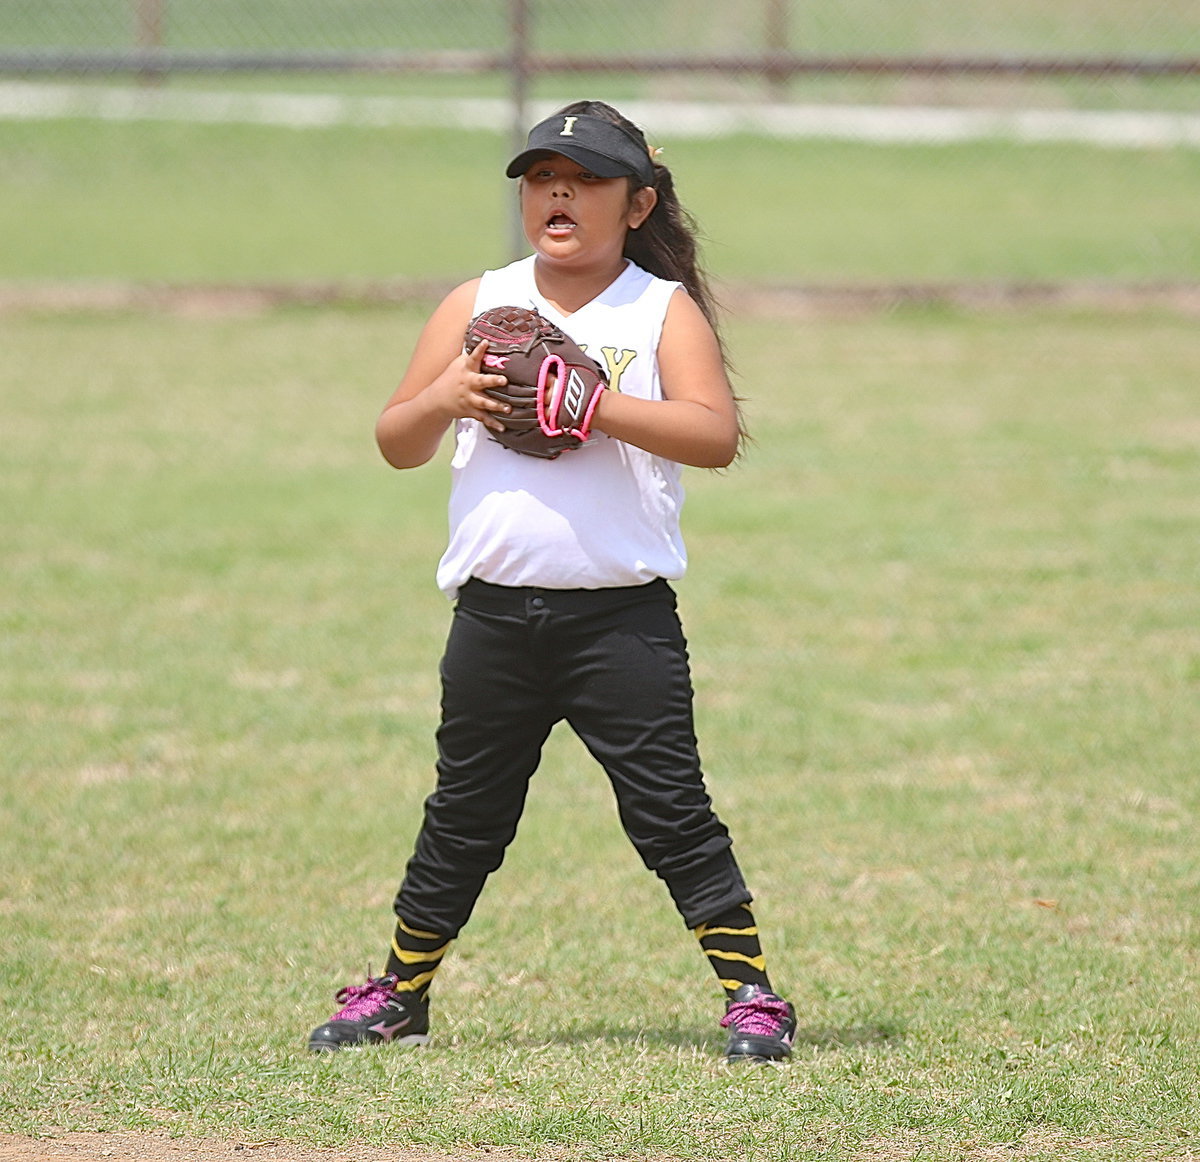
[506,112,656,186]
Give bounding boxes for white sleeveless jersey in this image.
[435,256,687,597]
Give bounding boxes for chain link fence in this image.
[2,0,1198,292]
[5,1,1198,96]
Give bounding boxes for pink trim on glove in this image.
[535,354,567,438]
[571,375,604,442]
[535,354,604,443]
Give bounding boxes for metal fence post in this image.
[765,0,790,100]
[135,0,166,86]
[509,0,531,261]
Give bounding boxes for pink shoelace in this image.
[331,976,397,1021]
[720,992,791,1036]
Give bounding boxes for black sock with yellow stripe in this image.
[694,904,772,999]
[383,916,451,1002]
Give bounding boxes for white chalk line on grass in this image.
[2,81,1200,148]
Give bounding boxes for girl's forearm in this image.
[375,394,455,469]
[591,391,739,469]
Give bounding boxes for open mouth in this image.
[546,212,576,232]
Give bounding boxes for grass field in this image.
[2,300,1198,1160]
[3,115,1200,284]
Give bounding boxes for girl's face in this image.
[519,154,656,273]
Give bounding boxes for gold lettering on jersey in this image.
[599,347,637,394]
[578,345,637,394]
[560,116,579,137]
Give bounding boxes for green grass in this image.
[2,303,1198,1160]
[3,116,1200,283]
[7,0,1197,55]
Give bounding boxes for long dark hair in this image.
[551,101,744,452]
[552,101,726,352]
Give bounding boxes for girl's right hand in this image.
[428,339,512,433]
[377,278,509,469]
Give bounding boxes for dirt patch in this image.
[2,279,1200,319]
[728,279,1200,319]
[0,281,456,318]
[0,1134,502,1162]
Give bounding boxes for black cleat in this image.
[307,973,430,1053]
[720,983,796,1064]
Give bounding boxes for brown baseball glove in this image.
[464,305,607,460]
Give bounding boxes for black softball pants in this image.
[392,577,751,938]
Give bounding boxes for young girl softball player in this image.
[308,100,795,1064]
